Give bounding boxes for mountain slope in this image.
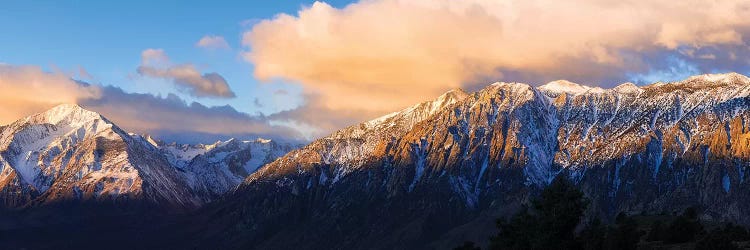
[195,73,750,249]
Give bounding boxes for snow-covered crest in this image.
[687,72,750,83]
[612,82,642,94]
[31,103,104,126]
[364,88,469,129]
[538,80,592,95]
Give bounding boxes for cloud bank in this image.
[243,0,750,133]
[80,86,302,143]
[137,49,236,98]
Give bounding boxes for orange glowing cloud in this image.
[243,0,750,123]
[0,65,101,125]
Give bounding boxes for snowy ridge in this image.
[245,72,750,211]
[359,88,469,134]
[249,88,469,185]
[539,80,646,96]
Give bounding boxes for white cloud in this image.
[196,35,230,50]
[141,48,169,64]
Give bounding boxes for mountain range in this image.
[0,104,295,209]
[3,73,750,249]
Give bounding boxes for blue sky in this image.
[0,0,351,116]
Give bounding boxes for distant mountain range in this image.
[3,73,750,249]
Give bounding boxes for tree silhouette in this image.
[645,220,665,242]
[696,229,738,250]
[605,213,642,250]
[453,241,481,250]
[489,206,536,249]
[664,207,703,243]
[460,180,750,250]
[578,218,606,250]
[719,223,750,241]
[489,176,587,250]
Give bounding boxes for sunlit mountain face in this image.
[3,0,750,249]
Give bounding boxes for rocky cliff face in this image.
[204,73,750,249]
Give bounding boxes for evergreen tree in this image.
[532,176,588,249]
[454,241,481,250]
[695,223,750,250]
[489,176,588,250]
[578,218,606,250]
[645,220,665,242]
[664,207,703,243]
[605,213,642,250]
[720,223,750,241]
[489,207,536,249]
[696,229,738,250]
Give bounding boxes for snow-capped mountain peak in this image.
[612,82,642,94]
[435,88,469,104]
[28,103,104,127]
[687,72,750,84]
[538,80,592,95]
